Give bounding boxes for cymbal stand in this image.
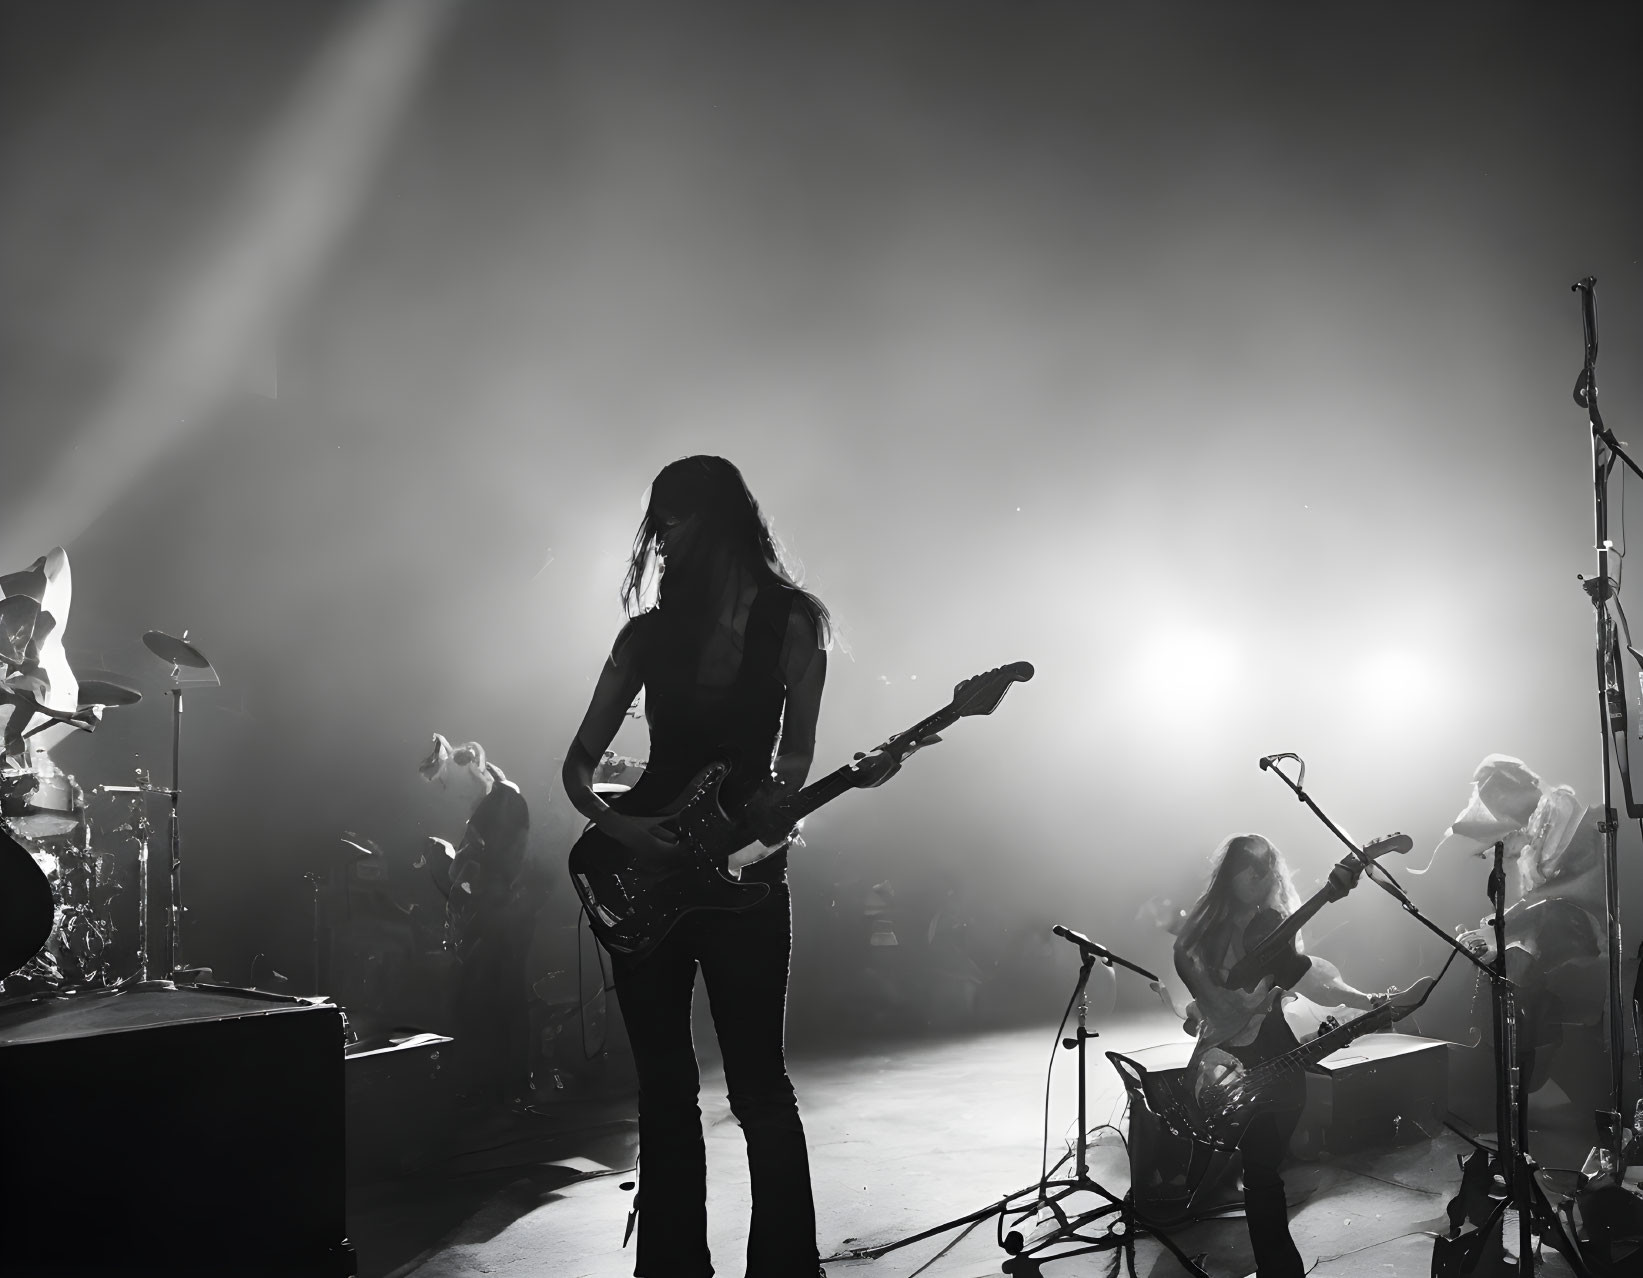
[999,936,1208,1278]
[133,789,153,983]
[165,677,183,978]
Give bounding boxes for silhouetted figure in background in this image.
[420,733,532,1105]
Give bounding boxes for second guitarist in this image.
[1174,834,1386,1278]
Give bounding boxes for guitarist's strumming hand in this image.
[610,813,683,875]
[1191,975,1282,1046]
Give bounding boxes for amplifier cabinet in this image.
[0,985,353,1277]
[1307,1031,1448,1154]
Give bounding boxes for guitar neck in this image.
[779,704,964,826]
[783,764,862,824]
[1265,891,1331,954]
[1251,994,1407,1086]
[1229,890,1333,987]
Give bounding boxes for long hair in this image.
[620,455,831,644]
[1175,833,1302,959]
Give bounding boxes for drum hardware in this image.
[141,629,219,984]
[95,774,169,985]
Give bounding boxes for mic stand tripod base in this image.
[1001,950,1209,1278]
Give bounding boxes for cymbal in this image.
[77,679,142,708]
[142,630,212,669]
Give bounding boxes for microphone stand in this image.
[997,931,1208,1278]
[1571,276,1637,1178]
[1257,758,1589,1276]
[1258,754,1502,972]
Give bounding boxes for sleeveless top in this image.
[619,583,798,885]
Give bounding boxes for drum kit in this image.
[2,545,219,995]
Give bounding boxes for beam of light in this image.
[0,0,459,566]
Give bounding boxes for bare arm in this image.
[735,602,827,853]
[561,622,678,861]
[1293,954,1378,1010]
[772,602,826,791]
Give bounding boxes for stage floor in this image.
[356,1010,1588,1278]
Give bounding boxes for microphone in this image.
[1052,923,1104,954]
[1050,926,1159,981]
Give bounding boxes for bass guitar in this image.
[568,661,1034,960]
[1184,974,1440,1151]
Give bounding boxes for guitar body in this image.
[1105,1049,1242,1223]
[1189,1046,1279,1150]
[568,762,771,961]
[567,660,1036,963]
[1183,975,1441,1152]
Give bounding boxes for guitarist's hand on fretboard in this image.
[741,782,796,848]
[851,747,905,789]
[1325,859,1365,899]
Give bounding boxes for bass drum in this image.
[1,828,54,976]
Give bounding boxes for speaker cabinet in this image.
[0,985,353,1277]
[1306,1031,1448,1153]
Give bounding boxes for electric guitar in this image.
[1136,972,1445,1169]
[568,661,1034,960]
[1183,974,1439,1151]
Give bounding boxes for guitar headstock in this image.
[1381,974,1439,1018]
[1363,831,1413,860]
[949,661,1035,718]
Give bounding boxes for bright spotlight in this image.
[1129,631,1244,721]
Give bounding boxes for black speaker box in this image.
[344,1029,455,1181]
[0,985,353,1277]
[1305,1031,1448,1153]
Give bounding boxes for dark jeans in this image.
[611,884,818,1278]
[1240,1102,1305,1278]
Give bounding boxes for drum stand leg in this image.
[136,827,151,984]
[166,685,183,979]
